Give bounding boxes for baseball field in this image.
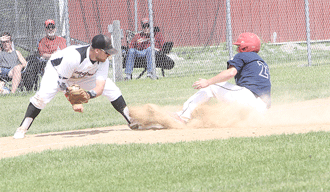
[1,63,330,191]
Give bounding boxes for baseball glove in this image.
[65,84,90,105]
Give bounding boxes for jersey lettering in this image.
[257,61,269,79]
[72,71,95,78]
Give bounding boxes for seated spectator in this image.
[124,17,164,80]
[38,19,67,61]
[24,19,67,91]
[0,32,27,93]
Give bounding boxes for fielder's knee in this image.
[30,94,47,109]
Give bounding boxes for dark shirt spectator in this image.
[124,17,164,80]
[129,29,164,51]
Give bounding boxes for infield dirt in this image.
[1,97,330,159]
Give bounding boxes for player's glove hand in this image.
[65,84,90,106]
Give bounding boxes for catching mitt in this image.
[65,84,90,105]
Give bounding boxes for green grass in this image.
[1,132,330,191]
[2,64,330,137]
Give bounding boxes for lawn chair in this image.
[122,28,175,79]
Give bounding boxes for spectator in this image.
[124,17,164,80]
[39,19,67,61]
[24,19,67,91]
[0,32,27,93]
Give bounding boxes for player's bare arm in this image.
[16,50,27,68]
[92,79,106,97]
[193,66,237,89]
[137,38,150,43]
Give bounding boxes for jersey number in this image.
[257,61,269,79]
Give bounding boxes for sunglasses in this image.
[101,49,111,56]
[1,40,11,44]
[142,23,150,29]
[46,25,55,30]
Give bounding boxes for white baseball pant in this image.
[177,82,267,120]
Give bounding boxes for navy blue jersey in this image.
[227,52,271,107]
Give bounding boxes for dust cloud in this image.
[129,97,330,129]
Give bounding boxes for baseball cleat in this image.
[128,119,141,130]
[124,74,132,81]
[128,121,164,130]
[13,127,27,139]
[146,73,158,80]
[128,122,140,130]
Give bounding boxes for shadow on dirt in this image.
[35,128,131,138]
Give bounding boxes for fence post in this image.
[14,0,19,38]
[112,20,123,82]
[63,0,71,46]
[135,0,138,33]
[147,0,156,77]
[304,0,312,66]
[226,0,233,59]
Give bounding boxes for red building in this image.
[68,0,330,46]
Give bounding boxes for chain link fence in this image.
[0,0,68,52]
[0,0,329,93]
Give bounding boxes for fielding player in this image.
[14,34,138,139]
[173,32,271,123]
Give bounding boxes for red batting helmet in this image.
[233,32,261,53]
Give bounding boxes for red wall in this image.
[68,0,330,46]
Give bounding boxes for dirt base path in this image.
[2,98,330,159]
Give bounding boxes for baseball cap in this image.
[141,17,150,28]
[141,17,149,24]
[91,34,118,55]
[0,34,11,42]
[45,19,55,27]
